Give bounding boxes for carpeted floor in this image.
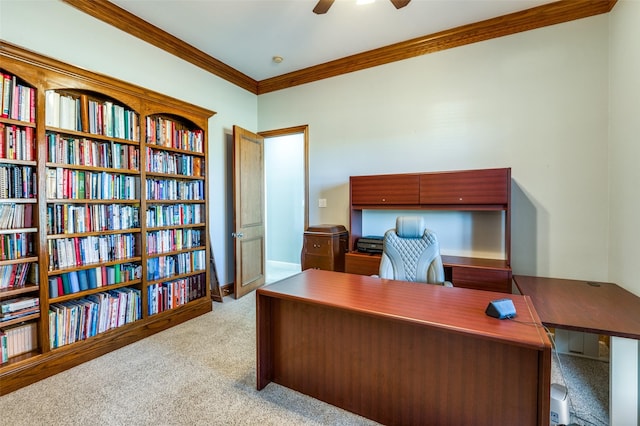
[0,276,609,425]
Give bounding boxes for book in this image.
[77,269,89,291]
[69,271,80,293]
[0,296,39,314]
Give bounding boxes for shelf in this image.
[44,126,140,145]
[0,284,39,298]
[46,162,140,175]
[0,228,38,235]
[0,312,40,328]
[47,257,143,275]
[46,228,141,239]
[49,279,142,303]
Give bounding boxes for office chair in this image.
[379,216,453,286]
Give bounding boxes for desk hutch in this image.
[346,167,512,292]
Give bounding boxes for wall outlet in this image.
[318,198,327,208]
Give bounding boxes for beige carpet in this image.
[0,290,376,426]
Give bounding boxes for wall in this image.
[0,0,258,285]
[259,14,610,282]
[608,3,640,423]
[608,1,640,298]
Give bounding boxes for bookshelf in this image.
[0,41,214,394]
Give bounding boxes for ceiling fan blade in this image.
[390,0,411,9]
[313,0,335,14]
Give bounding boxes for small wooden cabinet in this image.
[301,225,348,272]
[347,168,512,293]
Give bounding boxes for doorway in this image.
[261,125,309,284]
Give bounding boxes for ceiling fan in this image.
[313,0,411,15]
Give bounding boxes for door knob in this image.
[232,232,244,238]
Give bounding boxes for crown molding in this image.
[258,0,617,94]
[62,0,258,94]
[63,0,616,96]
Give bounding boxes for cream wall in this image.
[258,14,611,282]
[609,1,640,299]
[0,0,258,285]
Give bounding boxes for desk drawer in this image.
[452,267,512,293]
[345,252,381,276]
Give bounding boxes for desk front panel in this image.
[257,270,551,426]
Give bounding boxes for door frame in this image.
[259,124,310,234]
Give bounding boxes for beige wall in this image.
[259,14,611,282]
[609,1,640,299]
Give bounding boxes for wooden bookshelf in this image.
[0,41,214,394]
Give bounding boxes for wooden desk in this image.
[513,275,640,425]
[257,269,551,425]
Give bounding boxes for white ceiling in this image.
[109,0,555,81]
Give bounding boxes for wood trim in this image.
[61,0,258,94]
[258,0,617,93]
[0,41,215,119]
[62,0,616,95]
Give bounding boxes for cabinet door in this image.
[351,174,420,205]
[303,235,333,256]
[420,168,509,205]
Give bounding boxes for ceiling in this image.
[108,0,555,81]
[66,0,615,93]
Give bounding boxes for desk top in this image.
[513,275,640,340]
[258,269,550,350]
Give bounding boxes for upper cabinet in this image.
[350,174,420,206]
[419,168,510,206]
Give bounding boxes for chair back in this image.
[379,216,449,285]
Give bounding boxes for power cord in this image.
[507,318,608,426]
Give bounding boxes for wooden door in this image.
[233,125,266,298]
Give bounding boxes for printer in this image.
[356,236,384,254]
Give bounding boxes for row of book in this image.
[0,203,33,229]
[0,164,37,199]
[145,116,204,153]
[0,322,37,363]
[147,273,206,315]
[145,147,203,177]
[1,72,36,123]
[0,262,37,289]
[145,178,204,201]
[147,250,206,281]
[147,228,203,255]
[146,204,204,228]
[47,234,137,271]
[47,203,139,235]
[49,287,142,349]
[0,233,34,261]
[0,296,39,322]
[48,263,142,298]
[45,91,139,142]
[0,123,36,161]
[46,133,141,170]
[46,168,139,200]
